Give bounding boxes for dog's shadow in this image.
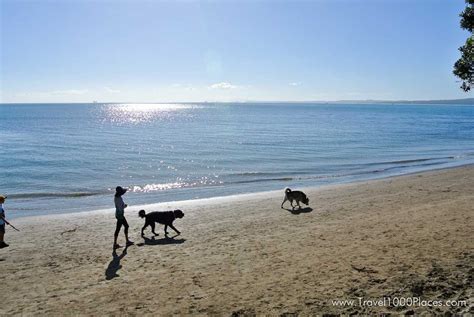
[137,235,186,247]
[283,207,313,215]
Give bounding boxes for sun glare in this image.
[102,103,199,124]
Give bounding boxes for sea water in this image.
[1,102,473,218]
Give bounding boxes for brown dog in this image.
[138,209,184,236]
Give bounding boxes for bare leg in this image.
[117,218,133,245]
[0,231,7,248]
[114,221,122,248]
[124,223,129,241]
[123,220,133,245]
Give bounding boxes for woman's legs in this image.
[123,218,129,241]
[122,218,133,244]
[0,224,5,244]
[114,218,132,248]
[113,220,123,247]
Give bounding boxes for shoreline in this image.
[2,164,473,315]
[11,161,474,223]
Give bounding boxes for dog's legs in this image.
[164,225,169,235]
[151,223,159,236]
[290,200,295,210]
[169,224,181,236]
[281,196,288,208]
[297,201,301,209]
[281,195,288,208]
[141,224,148,236]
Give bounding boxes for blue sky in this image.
[0,0,471,103]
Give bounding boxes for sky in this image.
[0,0,472,103]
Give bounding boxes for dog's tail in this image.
[138,209,146,218]
[285,188,292,194]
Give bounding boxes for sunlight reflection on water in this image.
[101,103,200,124]
[129,178,224,193]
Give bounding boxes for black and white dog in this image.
[138,209,184,236]
[281,188,309,210]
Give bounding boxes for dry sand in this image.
[1,166,473,315]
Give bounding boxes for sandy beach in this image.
[1,166,473,315]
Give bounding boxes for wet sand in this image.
[1,166,473,315]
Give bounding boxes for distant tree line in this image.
[454,0,474,91]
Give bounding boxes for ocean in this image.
[1,102,473,219]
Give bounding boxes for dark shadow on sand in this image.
[105,246,128,280]
[137,235,186,247]
[283,207,313,215]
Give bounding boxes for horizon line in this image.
[1,97,474,105]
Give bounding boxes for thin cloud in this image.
[51,89,88,95]
[171,84,197,91]
[104,87,120,93]
[209,82,238,90]
[289,82,301,86]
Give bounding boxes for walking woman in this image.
[113,186,133,249]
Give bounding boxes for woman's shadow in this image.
[104,236,185,280]
[105,246,128,280]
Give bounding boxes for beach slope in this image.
[1,167,473,315]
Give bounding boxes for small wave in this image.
[10,191,105,199]
[232,177,294,185]
[224,159,462,186]
[232,172,269,176]
[227,171,292,177]
[367,156,455,166]
[228,173,349,185]
[382,158,432,164]
[381,161,447,172]
[453,152,474,159]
